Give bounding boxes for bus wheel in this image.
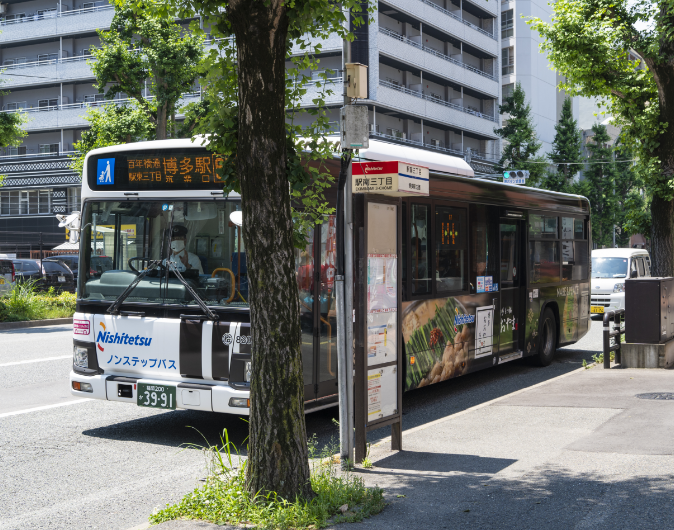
[533,308,557,367]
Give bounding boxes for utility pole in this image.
[336,8,353,467]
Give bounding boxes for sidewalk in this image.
[149,363,674,530]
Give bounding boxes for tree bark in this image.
[648,55,674,277]
[228,0,313,500]
[157,104,167,140]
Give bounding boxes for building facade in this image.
[0,0,502,252]
[500,0,579,154]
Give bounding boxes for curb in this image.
[0,317,73,331]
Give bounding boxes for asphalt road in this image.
[0,322,604,530]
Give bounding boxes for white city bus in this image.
[70,139,255,414]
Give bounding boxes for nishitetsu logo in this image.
[96,322,153,352]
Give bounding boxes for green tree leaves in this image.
[91,0,204,140]
[543,97,583,193]
[70,104,154,176]
[494,82,546,186]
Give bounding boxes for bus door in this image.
[499,220,523,354]
[295,217,338,404]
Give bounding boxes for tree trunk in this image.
[650,195,674,276]
[156,104,167,140]
[228,0,313,500]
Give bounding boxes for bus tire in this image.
[532,307,557,367]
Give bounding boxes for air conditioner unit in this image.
[60,96,69,104]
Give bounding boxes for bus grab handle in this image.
[211,268,236,303]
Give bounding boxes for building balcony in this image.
[1,94,203,132]
[1,56,96,90]
[378,27,498,97]
[295,77,343,108]
[377,80,498,139]
[289,33,343,56]
[369,130,498,162]
[0,5,115,45]
[381,0,499,56]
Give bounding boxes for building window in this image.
[502,46,514,75]
[4,102,27,111]
[39,190,51,214]
[6,146,26,156]
[0,190,52,216]
[501,10,513,38]
[38,99,58,111]
[502,83,515,100]
[67,187,81,211]
[38,144,59,155]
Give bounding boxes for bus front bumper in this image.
[69,371,250,415]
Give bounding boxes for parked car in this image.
[51,254,79,282]
[90,255,113,277]
[0,259,15,295]
[590,248,651,318]
[12,259,75,293]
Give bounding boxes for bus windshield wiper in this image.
[108,260,161,315]
[167,261,218,321]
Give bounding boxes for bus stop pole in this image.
[344,160,355,462]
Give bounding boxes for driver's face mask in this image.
[170,239,185,253]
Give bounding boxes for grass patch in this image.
[0,282,76,322]
[150,431,386,529]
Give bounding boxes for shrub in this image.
[0,282,76,322]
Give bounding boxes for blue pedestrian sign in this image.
[97,158,115,185]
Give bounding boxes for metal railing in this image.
[0,93,203,114]
[420,0,497,40]
[378,27,496,81]
[1,54,97,70]
[603,309,625,368]
[370,130,499,162]
[379,79,497,123]
[0,150,78,161]
[0,4,114,26]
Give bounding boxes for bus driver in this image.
[169,224,204,274]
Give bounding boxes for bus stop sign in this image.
[353,161,429,196]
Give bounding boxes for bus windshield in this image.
[79,200,248,308]
[591,257,628,278]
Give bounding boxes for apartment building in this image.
[500,0,579,154]
[0,0,501,252]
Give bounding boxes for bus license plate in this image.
[58,276,66,282]
[137,383,176,410]
[591,306,604,314]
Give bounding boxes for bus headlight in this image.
[244,361,252,383]
[613,283,625,293]
[73,346,88,368]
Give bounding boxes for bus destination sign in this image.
[352,160,429,196]
[88,150,226,191]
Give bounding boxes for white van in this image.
[590,248,651,316]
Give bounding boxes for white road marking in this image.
[0,355,71,367]
[0,398,91,419]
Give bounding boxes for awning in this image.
[51,242,79,250]
[352,139,474,178]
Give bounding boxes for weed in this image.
[0,282,75,322]
[150,429,386,529]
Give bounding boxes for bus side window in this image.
[435,206,467,293]
[529,214,560,284]
[562,217,588,281]
[470,205,498,293]
[410,203,431,295]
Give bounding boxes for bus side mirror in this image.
[631,270,638,278]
